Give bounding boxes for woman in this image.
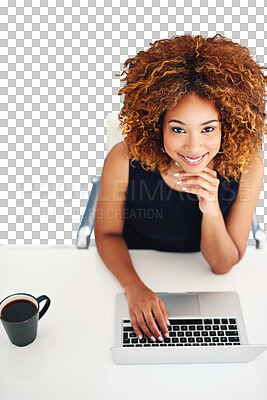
[94,34,266,343]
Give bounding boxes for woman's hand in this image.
[125,282,170,342]
[175,167,221,216]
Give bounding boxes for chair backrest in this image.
[106,113,124,154]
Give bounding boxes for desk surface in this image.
[0,245,266,400]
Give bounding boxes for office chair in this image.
[76,113,267,250]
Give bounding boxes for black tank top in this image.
[122,160,241,252]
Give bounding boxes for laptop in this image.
[111,291,267,364]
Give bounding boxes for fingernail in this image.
[166,319,171,326]
[177,180,182,185]
[157,336,163,342]
[182,187,187,191]
[138,335,142,340]
[175,162,180,167]
[164,333,170,338]
[174,172,180,176]
[150,336,156,342]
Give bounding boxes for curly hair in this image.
[117,33,267,183]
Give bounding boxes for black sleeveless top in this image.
[122,160,241,252]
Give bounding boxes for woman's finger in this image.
[177,176,219,192]
[152,304,169,338]
[203,167,218,178]
[142,309,164,341]
[176,170,218,184]
[136,311,157,342]
[158,298,170,326]
[180,185,211,199]
[130,312,143,339]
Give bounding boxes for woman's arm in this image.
[201,156,264,273]
[200,210,239,274]
[94,142,169,341]
[94,143,140,288]
[95,233,142,292]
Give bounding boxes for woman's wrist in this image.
[124,278,146,294]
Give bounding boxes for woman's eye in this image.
[172,128,186,133]
[204,126,214,133]
[172,126,214,133]
[172,127,184,133]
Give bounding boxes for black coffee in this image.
[1,299,37,322]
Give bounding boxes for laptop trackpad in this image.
[158,293,200,316]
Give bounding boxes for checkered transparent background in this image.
[0,0,266,246]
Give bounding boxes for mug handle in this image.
[37,295,51,320]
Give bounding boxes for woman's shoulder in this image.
[103,141,130,181]
[106,141,130,163]
[242,155,263,174]
[232,155,264,203]
[239,155,263,183]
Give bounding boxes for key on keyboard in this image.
[122,317,241,347]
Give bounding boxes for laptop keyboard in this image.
[123,317,241,347]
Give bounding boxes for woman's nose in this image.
[183,138,204,155]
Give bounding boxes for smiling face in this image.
[162,93,222,171]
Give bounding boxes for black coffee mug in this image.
[0,293,51,347]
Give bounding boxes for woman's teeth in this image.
[179,153,207,165]
[184,155,203,162]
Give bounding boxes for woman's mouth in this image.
[178,153,208,165]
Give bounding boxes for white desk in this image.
[0,245,266,400]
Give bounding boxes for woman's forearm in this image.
[95,233,144,292]
[200,209,240,274]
